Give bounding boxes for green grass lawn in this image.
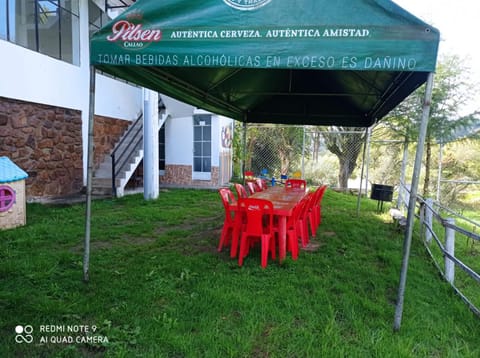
[1,188,479,357]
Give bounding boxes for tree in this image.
[440,139,480,206]
[321,126,365,189]
[381,54,480,197]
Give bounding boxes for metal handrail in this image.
[111,114,143,196]
[398,181,480,318]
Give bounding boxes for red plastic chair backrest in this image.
[234,183,248,199]
[238,198,274,236]
[300,192,315,216]
[314,185,327,205]
[287,194,308,226]
[246,181,257,195]
[219,188,236,224]
[255,178,266,191]
[285,179,307,189]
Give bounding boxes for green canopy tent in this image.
[87,0,440,329]
[91,0,439,126]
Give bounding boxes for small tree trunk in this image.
[338,158,350,189]
[280,153,290,176]
[312,131,320,162]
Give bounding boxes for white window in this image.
[192,115,211,180]
[1,0,80,65]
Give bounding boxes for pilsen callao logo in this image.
[223,0,272,11]
[106,11,161,49]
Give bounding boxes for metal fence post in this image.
[419,201,425,241]
[425,198,433,244]
[444,218,455,284]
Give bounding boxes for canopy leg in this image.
[393,72,435,331]
[241,119,247,184]
[356,127,370,216]
[83,66,96,283]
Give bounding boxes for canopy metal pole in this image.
[242,120,247,184]
[301,126,306,178]
[394,72,435,331]
[83,66,96,283]
[365,127,371,197]
[356,127,369,216]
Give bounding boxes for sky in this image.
[394,0,480,114]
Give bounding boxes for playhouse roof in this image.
[90,0,440,127]
[0,157,29,183]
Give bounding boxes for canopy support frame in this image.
[83,66,96,283]
[356,126,370,216]
[393,72,435,331]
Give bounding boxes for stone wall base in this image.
[0,97,131,200]
[0,97,83,199]
[160,164,219,188]
[93,115,130,169]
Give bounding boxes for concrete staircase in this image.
[92,111,168,197]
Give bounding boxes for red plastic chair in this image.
[246,181,260,195]
[312,185,327,229]
[285,178,307,190]
[217,188,240,253]
[289,195,312,247]
[237,198,276,268]
[284,197,309,260]
[306,190,321,238]
[304,185,327,238]
[296,192,315,247]
[234,183,248,199]
[255,178,267,191]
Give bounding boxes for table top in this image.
[250,186,307,216]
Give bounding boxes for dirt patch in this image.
[301,241,323,252]
[70,236,156,253]
[322,231,337,237]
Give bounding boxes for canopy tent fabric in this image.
[90,0,439,127]
[87,1,440,329]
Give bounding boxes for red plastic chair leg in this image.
[298,217,310,247]
[218,224,232,252]
[261,234,270,268]
[287,229,299,260]
[308,210,317,237]
[230,214,243,258]
[238,233,249,267]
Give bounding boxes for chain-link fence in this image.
[430,139,480,212]
[236,124,480,213]
[238,125,405,193]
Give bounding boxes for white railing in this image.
[397,183,480,318]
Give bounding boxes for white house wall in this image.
[0,40,88,112]
[0,1,142,184]
[95,74,142,120]
[165,114,222,168]
[165,116,193,166]
[160,94,195,118]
